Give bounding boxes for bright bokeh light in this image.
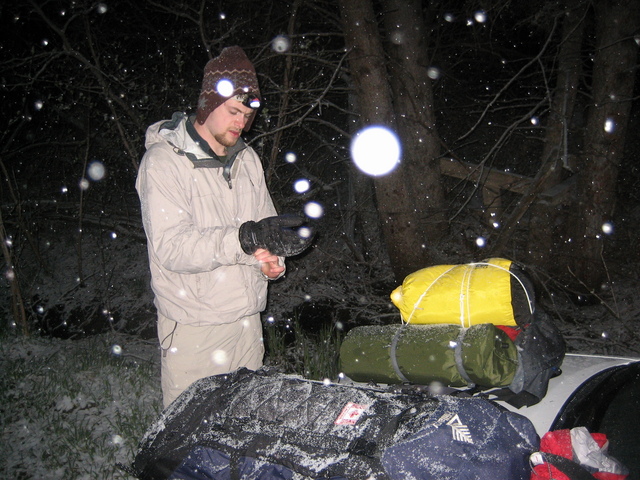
[285,152,297,163]
[88,161,106,181]
[604,118,615,133]
[298,226,313,239]
[272,35,291,53]
[474,10,487,23]
[602,222,614,235]
[476,236,486,247]
[96,3,108,14]
[304,201,324,219]
[211,349,228,366]
[294,179,310,193]
[427,67,441,80]
[216,79,234,97]
[350,126,401,177]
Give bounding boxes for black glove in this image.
[239,214,315,257]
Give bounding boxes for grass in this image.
[263,314,344,381]
[0,333,162,479]
[0,320,343,479]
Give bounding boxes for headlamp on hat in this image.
[235,92,261,110]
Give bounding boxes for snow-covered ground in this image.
[0,332,162,479]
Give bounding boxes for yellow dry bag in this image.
[390,258,535,327]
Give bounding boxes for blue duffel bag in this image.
[128,367,539,480]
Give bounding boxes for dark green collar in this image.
[185,117,216,157]
[185,115,247,167]
[161,113,249,189]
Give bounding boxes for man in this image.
[136,46,313,407]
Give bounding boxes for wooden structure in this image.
[439,158,533,225]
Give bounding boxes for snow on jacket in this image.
[136,112,281,326]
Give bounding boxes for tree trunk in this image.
[525,0,587,271]
[563,0,640,290]
[267,0,301,184]
[381,0,447,247]
[338,0,433,281]
[344,87,389,265]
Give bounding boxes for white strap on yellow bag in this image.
[390,258,534,327]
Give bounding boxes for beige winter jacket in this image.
[136,112,282,326]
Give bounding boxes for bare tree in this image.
[2,0,639,336]
[339,0,440,281]
[382,0,447,248]
[562,0,640,290]
[0,0,381,333]
[524,0,587,273]
[448,1,638,293]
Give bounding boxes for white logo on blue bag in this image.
[447,414,474,444]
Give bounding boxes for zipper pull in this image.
[223,164,232,189]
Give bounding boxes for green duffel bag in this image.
[340,323,518,387]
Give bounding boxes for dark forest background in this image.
[1,0,639,353]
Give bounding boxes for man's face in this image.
[201,97,254,155]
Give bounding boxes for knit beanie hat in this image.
[196,46,261,130]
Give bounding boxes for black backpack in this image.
[128,367,539,480]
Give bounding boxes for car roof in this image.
[499,353,640,479]
[500,353,639,435]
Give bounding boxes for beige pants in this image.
[157,313,264,408]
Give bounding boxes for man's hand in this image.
[254,248,285,279]
[239,214,314,257]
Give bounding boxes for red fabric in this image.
[591,432,608,449]
[593,473,626,480]
[530,430,574,479]
[540,429,574,459]
[531,465,627,480]
[530,430,628,480]
[495,325,520,341]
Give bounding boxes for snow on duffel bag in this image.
[127,367,539,480]
[390,258,535,327]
